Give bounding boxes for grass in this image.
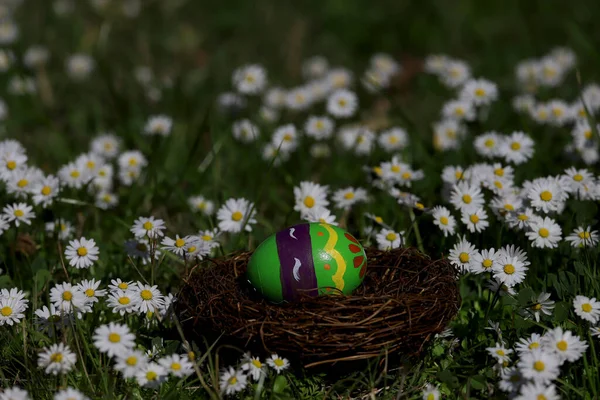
[1,0,600,398]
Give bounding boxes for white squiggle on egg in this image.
[289,228,297,239]
[292,257,301,282]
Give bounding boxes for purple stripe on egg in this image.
[276,223,318,301]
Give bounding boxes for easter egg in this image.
[246,222,367,303]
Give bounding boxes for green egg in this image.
[246,222,367,302]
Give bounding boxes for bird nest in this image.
[176,247,460,368]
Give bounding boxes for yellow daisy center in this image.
[201,235,212,241]
[484,139,495,148]
[303,196,315,208]
[50,353,63,363]
[283,133,293,142]
[338,98,347,107]
[231,211,243,221]
[126,356,138,366]
[86,161,95,169]
[391,165,401,173]
[402,172,412,180]
[504,264,515,274]
[118,297,130,305]
[556,340,568,351]
[496,349,505,356]
[532,303,542,310]
[374,216,383,224]
[62,291,73,301]
[494,168,504,177]
[427,395,435,400]
[537,395,547,400]
[274,358,284,367]
[140,290,153,300]
[104,142,113,150]
[573,174,584,182]
[584,130,592,139]
[344,192,355,200]
[108,333,121,343]
[171,362,181,371]
[454,107,465,116]
[143,221,153,230]
[41,186,52,195]
[582,303,592,313]
[118,282,128,290]
[14,209,24,217]
[529,342,540,349]
[70,170,80,178]
[539,228,549,238]
[0,306,12,316]
[540,191,552,201]
[504,204,514,211]
[459,252,469,263]
[482,259,493,269]
[6,160,16,170]
[388,136,399,144]
[510,142,521,151]
[475,88,485,97]
[85,289,95,297]
[462,194,472,204]
[455,171,463,179]
[175,238,185,247]
[129,158,138,166]
[518,214,529,221]
[17,179,28,188]
[146,371,158,381]
[252,359,262,368]
[469,214,480,224]
[228,376,238,385]
[533,361,545,371]
[385,233,397,241]
[578,231,591,239]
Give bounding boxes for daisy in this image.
[264,87,287,109]
[130,216,166,239]
[285,86,313,111]
[54,388,89,400]
[424,54,449,74]
[161,235,192,257]
[362,68,391,92]
[93,322,136,357]
[500,131,534,165]
[0,387,30,400]
[471,248,499,274]
[304,116,334,140]
[302,56,329,79]
[37,343,76,375]
[114,349,149,378]
[95,191,118,210]
[486,279,516,296]
[538,57,564,87]
[76,279,106,305]
[573,295,600,324]
[378,127,409,152]
[90,133,121,159]
[506,208,537,231]
[327,68,353,89]
[158,354,194,378]
[66,53,94,80]
[144,115,172,136]
[459,78,498,106]
[332,187,368,210]
[450,182,485,213]
[497,245,531,267]
[266,354,290,374]
[326,89,358,118]
[188,195,215,216]
[262,142,290,166]
[49,282,86,313]
[547,99,573,126]
[521,292,554,322]
[563,167,594,198]
[461,207,489,233]
[432,119,465,151]
[515,382,559,400]
[233,64,267,94]
[441,60,471,88]
[216,198,257,233]
[198,228,221,249]
[58,161,90,189]
[3,203,35,227]
[448,236,477,273]
[64,237,99,269]
[293,181,329,216]
[124,238,158,265]
[517,348,560,383]
[370,53,400,76]
[493,255,528,287]
[133,284,165,314]
[431,206,456,237]
[441,165,467,185]
[259,106,279,123]
[490,193,522,218]
[512,94,536,114]
[136,362,168,389]
[6,166,43,198]
[565,226,599,248]
[220,366,247,395]
[232,119,260,143]
[301,206,337,225]
[421,383,440,400]
[486,342,513,364]
[241,355,265,382]
[375,229,403,250]
[527,179,563,213]
[271,124,299,153]
[441,99,476,121]
[118,150,148,171]
[30,175,60,207]
[34,304,72,337]
[106,289,139,316]
[516,333,544,355]
[525,216,562,249]
[0,215,9,236]
[498,367,524,394]
[0,296,28,326]
[543,327,588,363]
[339,126,376,155]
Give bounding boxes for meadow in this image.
[1,0,600,398]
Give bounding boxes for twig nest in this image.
[176,247,460,368]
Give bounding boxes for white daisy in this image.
[527,179,563,214]
[293,181,329,216]
[285,86,313,111]
[302,56,329,79]
[130,216,166,239]
[542,327,588,363]
[53,388,89,400]
[421,383,440,400]
[326,89,358,118]
[565,226,599,248]
[516,333,543,355]
[525,216,562,249]
[459,78,498,106]
[6,166,43,198]
[37,343,76,375]
[433,119,465,151]
[219,366,247,395]
[66,53,94,80]
[378,127,409,152]
[124,238,158,265]
[450,182,485,213]
[442,99,476,121]
[486,342,513,364]
[0,215,10,236]
[517,348,560,383]
[30,175,60,207]
[0,386,30,400]
[264,87,287,109]
[493,255,528,287]
[332,187,368,210]
[76,278,106,305]
[0,296,28,326]
[143,115,172,136]
[461,207,489,233]
[471,248,499,274]
[106,289,139,316]
[187,195,215,216]
[506,208,537,231]
[90,133,121,159]
[3,203,35,227]
[232,119,260,143]
[133,284,165,314]
[136,362,168,389]
[500,131,535,165]
[375,229,403,250]
[49,282,86,313]
[118,150,148,171]
[441,59,471,88]
[216,198,257,233]
[301,206,337,225]
[233,64,267,95]
[271,124,299,154]
[114,349,149,379]
[573,295,600,324]
[58,161,90,189]
[64,237,99,269]
[241,355,265,382]
[448,236,477,273]
[431,206,456,237]
[93,322,136,357]
[304,115,334,140]
[158,354,194,378]
[266,353,290,374]
[34,304,72,338]
[520,292,554,322]
[515,382,559,400]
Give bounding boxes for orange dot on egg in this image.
[317,231,324,236]
[344,233,359,244]
[324,264,331,270]
[353,256,365,268]
[349,244,361,253]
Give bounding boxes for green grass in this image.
[1,0,600,398]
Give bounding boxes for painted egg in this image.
[246,222,367,303]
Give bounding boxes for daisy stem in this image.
[556,378,586,397]
[69,319,95,391]
[408,209,424,253]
